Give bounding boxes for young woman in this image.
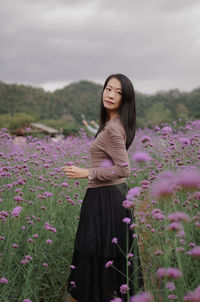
[62,74,143,302]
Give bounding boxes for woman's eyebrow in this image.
[107,85,122,91]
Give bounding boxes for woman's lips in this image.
[105,101,114,104]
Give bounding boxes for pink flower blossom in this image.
[184,285,200,301]
[186,246,200,259]
[131,151,152,163]
[130,292,154,302]
[105,260,113,268]
[126,187,141,200]
[157,268,182,279]
[0,277,8,284]
[120,284,129,294]
[175,168,200,189]
[46,239,52,245]
[162,126,172,135]
[166,282,176,291]
[12,206,22,217]
[112,237,118,244]
[110,298,123,302]
[167,212,190,222]
[122,200,134,209]
[168,222,184,232]
[100,159,113,168]
[122,217,131,224]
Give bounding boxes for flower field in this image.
[0,120,200,302]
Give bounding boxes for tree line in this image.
[0,80,200,135]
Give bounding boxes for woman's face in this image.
[102,77,122,114]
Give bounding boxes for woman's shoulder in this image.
[105,117,126,140]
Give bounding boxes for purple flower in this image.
[70,265,75,269]
[168,295,177,300]
[186,246,200,259]
[112,237,118,244]
[175,168,200,189]
[166,268,182,279]
[168,222,183,232]
[105,260,113,268]
[122,200,134,209]
[25,255,32,260]
[12,206,22,217]
[42,263,48,267]
[110,298,123,302]
[0,277,8,284]
[184,285,200,301]
[131,151,152,163]
[162,126,172,135]
[122,217,131,224]
[126,187,141,200]
[23,299,32,302]
[100,159,113,168]
[120,284,129,294]
[130,292,154,302]
[167,212,190,223]
[46,239,52,245]
[141,136,151,143]
[151,179,175,199]
[70,281,76,287]
[166,282,176,291]
[12,243,19,248]
[157,268,182,280]
[179,137,190,146]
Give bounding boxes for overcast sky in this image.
[1,0,200,94]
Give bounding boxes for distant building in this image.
[28,123,58,135]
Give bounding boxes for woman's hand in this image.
[62,165,89,179]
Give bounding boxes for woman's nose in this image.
[108,90,114,98]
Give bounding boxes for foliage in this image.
[1,81,200,131]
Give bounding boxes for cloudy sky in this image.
[1,0,200,94]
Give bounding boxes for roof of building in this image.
[29,123,58,134]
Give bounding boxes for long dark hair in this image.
[95,73,136,150]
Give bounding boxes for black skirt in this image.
[67,182,143,302]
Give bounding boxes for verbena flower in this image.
[100,159,113,168]
[184,285,200,301]
[167,212,190,222]
[130,291,154,302]
[175,168,200,189]
[186,246,200,259]
[131,151,152,163]
[157,268,182,280]
[122,217,131,224]
[166,282,176,291]
[105,260,113,268]
[12,206,22,217]
[120,284,129,294]
[110,298,122,302]
[112,237,118,244]
[126,187,141,200]
[0,277,8,284]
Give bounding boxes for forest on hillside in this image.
[0,80,200,135]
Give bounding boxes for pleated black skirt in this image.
[67,182,143,302]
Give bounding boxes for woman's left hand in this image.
[62,165,89,179]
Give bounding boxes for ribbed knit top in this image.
[87,116,131,188]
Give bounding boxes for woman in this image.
[62,74,143,302]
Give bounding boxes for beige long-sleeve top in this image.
[87,116,131,188]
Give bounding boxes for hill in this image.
[0,80,200,132]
